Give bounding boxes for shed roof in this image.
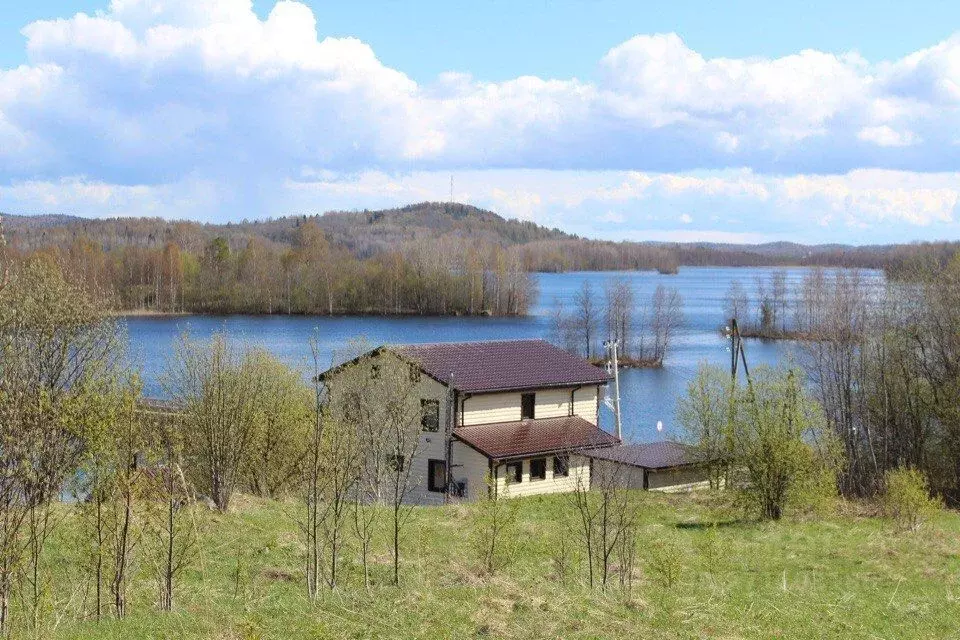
[453,415,619,460]
[582,441,703,470]
[396,339,610,393]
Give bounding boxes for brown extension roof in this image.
[582,441,702,470]
[397,339,610,393]
[454,415,620,460]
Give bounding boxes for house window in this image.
[421,399,440,432]
[427,459,446,493]
[530,457,547,480]
[505,461,522,484]
[521,393,535,419]
[553,455,570,477]
[408,364,421,383]
[388,454,405,472]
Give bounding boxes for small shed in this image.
[583,441,711,492]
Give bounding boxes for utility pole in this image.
[449,175,454,204]
[603,339,622,440]
[729,318,750,382]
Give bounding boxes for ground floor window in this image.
[553,455,569,477]
[427,459,446,492]
[530,457,547,480]
[505,461,522,484]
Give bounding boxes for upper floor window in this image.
[421,399,440,432]
[521,393,535,420]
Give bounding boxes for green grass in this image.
[36,492,960,639]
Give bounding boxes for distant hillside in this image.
[3,203,958,277]
[2,203,573,258]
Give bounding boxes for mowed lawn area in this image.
[47,492,960,640]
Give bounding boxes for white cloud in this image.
[4,168,959,242]
[857,125,920,147]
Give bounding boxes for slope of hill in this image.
[6,201,953,272]
[1,203,573,257]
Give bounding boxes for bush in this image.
[882,468,942,532]
[644,536,684,589]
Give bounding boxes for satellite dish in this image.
[656,420,663,432]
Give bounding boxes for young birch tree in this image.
[164,332,268,512]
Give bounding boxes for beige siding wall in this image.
[408,374,449,506]
[462,392,522,426]
[592,460,712,493]
[462,385,602,426]
[450,441,490,501]
[573,386,599,425]
[648,467,711,492]
[535,389,569,419]
[493,455,590,498]
[593,459,646,490]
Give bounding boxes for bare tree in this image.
[604,278,635,358]
[146,406,197,613]
[573,280,600,359]
[723,280,749,326]
[770,269,789,334]
[568,453,638,589]
[649,285,683,365]
[471,474,519,575]
[163,332,268,512]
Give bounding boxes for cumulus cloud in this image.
[1,0,959,242]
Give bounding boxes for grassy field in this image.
[39,491,960,639]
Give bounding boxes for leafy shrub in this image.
[882,467,942,532]
[644,536,684,589]
[694,526,730,575]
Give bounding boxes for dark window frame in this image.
[427,459,446,493]
[553,455,570,477]
[521,392,536,420]
[420,398,440,432]
[530,457,547,481]
[505,461,523,484]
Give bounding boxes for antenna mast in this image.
[604,339,623,440]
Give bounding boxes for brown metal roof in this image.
[582,441,703,470]
[397,339,610,393]
[454,415,620,460]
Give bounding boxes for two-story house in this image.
[318,339,621,504]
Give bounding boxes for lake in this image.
[124,266,880,442]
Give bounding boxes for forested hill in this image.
[0,202,956,316]
[1,203,573,257]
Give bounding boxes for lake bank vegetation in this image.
[549,278,684,368]
[3,204,959,316]
[0,241,958,637]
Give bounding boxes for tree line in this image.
[694,257,960,505]
[4,204,959,319]
[3,220,534,316]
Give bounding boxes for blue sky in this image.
[1,0,960,244]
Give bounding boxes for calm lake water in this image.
[125,266,881,443]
